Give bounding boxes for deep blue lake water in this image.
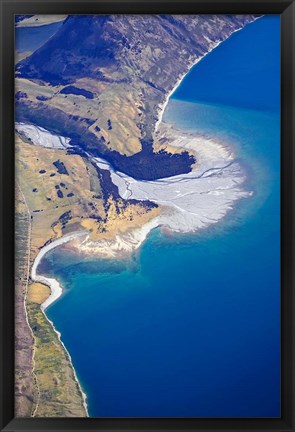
[15,21,63,54]
[40,15,280,417]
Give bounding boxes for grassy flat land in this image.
[15,186,35,417]
[26,302,87,417]
[15,180,87,417]
[15,134,159,416]
[16,134,158,251]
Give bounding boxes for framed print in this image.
[1,0,295,431]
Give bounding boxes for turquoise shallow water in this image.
[40,15,280,417]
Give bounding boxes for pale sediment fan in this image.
[14,14,258,417]
[16,14,258,180]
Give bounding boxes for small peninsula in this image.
[15,14,258,417]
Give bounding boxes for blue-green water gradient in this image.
[41,15,280,417]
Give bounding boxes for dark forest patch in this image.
[60,86,94,99]
[53,160,68,175]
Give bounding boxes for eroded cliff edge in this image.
[16,14,258,180]
[15,14,258,417]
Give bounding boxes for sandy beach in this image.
[21,119,251,262]
[154,41,227,135]
[20,21,258,416]
[93,126,251,238]
[30,231,89,415]
[31,231,87,310]
[154,17,261,136]
[42,312,89,416]
[73,218,161,258]
[15,13,277,418]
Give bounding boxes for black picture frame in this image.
[1,0,294,431]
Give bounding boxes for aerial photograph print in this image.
[15,13,280,418]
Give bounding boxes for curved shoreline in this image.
[154,16,262,136]
[42,313,89,416]
[31,231,89,416]
[24,19,260,416]
[29,128,250,416]
[31,231,87,310]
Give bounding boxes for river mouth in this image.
[16,118,250,247]
[16,14,280,419]
[32,94,280,418]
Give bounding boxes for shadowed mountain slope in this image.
[16,14,258,180]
